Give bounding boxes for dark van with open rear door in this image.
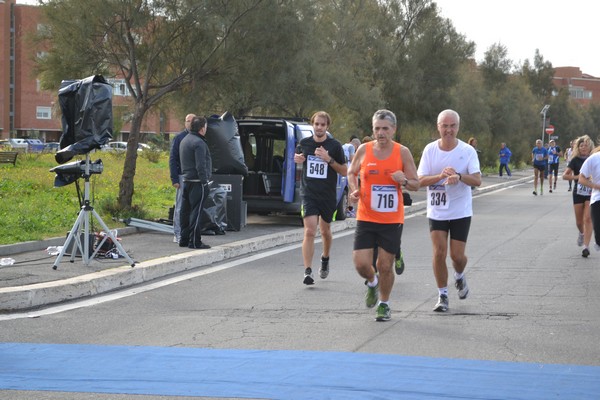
[237,117,348,220]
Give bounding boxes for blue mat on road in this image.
[1,343,598,399]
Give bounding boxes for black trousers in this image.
[180,182,208,247]
[592,202,600,248]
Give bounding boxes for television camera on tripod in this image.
[50,75,135,270]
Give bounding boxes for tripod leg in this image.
[53,208,86,270]
[91,209,136,267]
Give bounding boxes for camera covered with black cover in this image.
[55,75,113,164]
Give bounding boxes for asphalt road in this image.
[1,179,599,399]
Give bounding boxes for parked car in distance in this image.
[44,142,60,152]
[101,141,150,152]
[8,138,28,150]
[101,141,128,152]
[8,138,45,153]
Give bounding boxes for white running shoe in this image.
[577,233,584,247]
[455,276,469,299]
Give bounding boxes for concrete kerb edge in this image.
[0,223,333,312]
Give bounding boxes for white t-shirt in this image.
[342,143,355,163]
[580,151,600,205]
[417,139,481,220]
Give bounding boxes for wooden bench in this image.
[0,151,18,166]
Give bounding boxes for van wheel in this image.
[336,189,348,221]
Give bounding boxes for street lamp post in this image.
[540,105,550,143]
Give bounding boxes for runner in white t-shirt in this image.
[417,109,481,312]
[578,145,600,253]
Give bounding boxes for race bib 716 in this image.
[370,185,398,212]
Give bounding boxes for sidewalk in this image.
[0,170,532,312]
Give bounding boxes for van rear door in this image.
[282,122,297,203]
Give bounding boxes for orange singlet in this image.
[356,141,404,224]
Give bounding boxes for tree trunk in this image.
[117,104,146,210]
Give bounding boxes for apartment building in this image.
[552,67,600,106]
[0,0,180,142]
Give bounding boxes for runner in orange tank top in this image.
[357,141,405,224]
[348,109,419,322]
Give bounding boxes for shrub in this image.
[0,151,174,245]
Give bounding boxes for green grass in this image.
[0,151,174,245]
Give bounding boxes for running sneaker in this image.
[549,189,553,193]
[394,251,405,275]
[303,268,314,285]
[455,276,469,299]
[595,242,600,252]
[582,248,590,258]
[365,283,379,308]
[375,303,391,321]
[433,295,449,312]
[577,233,584,247]
[319,256,329,279]
[533,191,537,196]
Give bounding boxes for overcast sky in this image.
[435,0,600,77]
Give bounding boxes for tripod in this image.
[53,154,135,270]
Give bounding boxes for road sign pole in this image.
[540,105,550,143]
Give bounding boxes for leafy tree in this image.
[450,62,491,164]
[374,0,475,124]
[583,103,600,143]
[179,0,323,119]
[549,88,587,146]
[521,49,555,101]
[182,0,386,137]
[481,43,512,89]
[35,0,264,210]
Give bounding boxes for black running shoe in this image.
[303,268,315,285]
[188,243,210,250]
[582,248,590,258]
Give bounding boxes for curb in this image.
[0,220,354,312]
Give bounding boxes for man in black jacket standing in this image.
[179,116,212,249]
[169,113,195,243]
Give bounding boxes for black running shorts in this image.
[428,217,471,243]
[354,221,402,255]
[301,197,337,223]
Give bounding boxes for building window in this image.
[107,78,130,97]
[36,106,52,120]
[37,24,50,35]
[569,86,593,100]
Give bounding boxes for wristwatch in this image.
[402,178,408,187]
[457,173,462,181]
[328,158,334,165]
